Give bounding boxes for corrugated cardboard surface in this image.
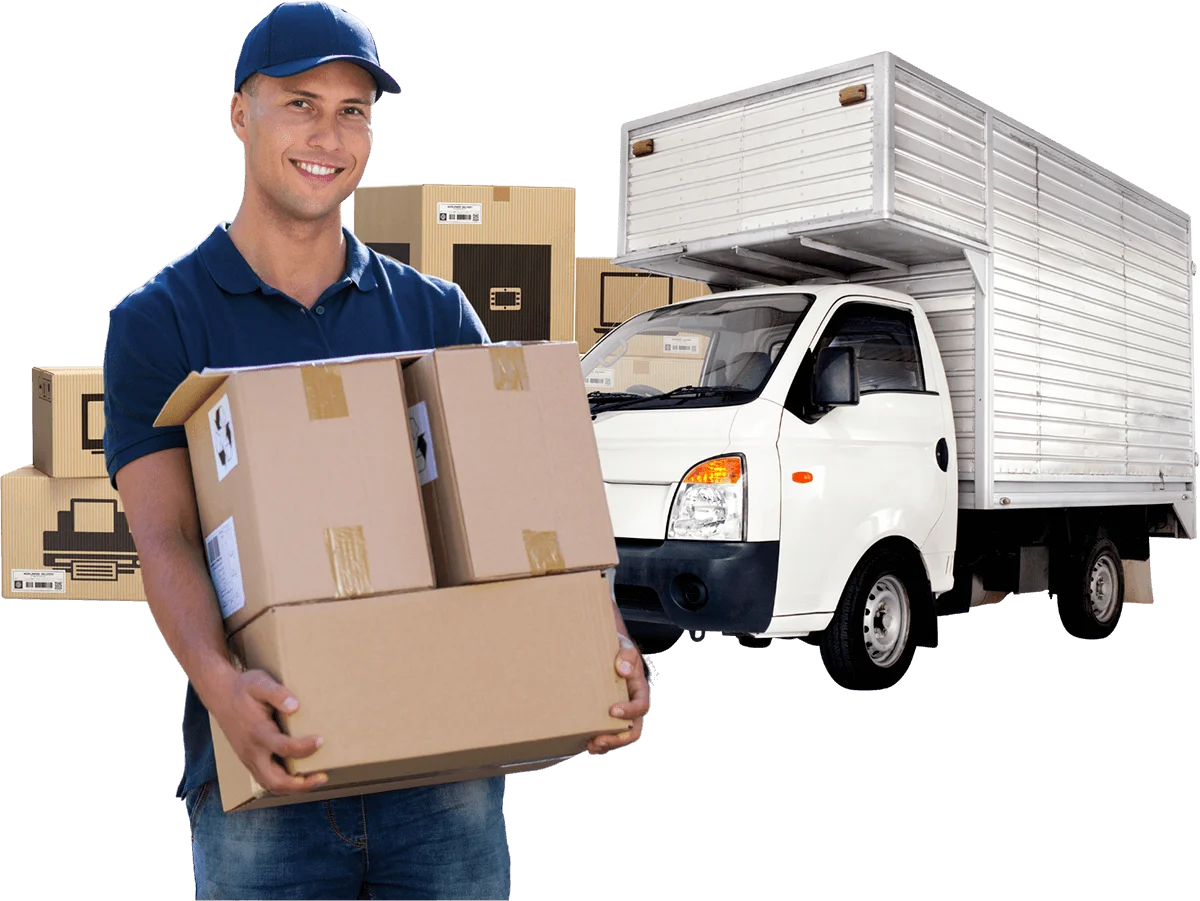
[32,367,108,478]
[355,185,576,343]
[161,357,434,633]
[214,570,627,812]
[402,343,617,586]
[1,466,144,600]
[575,258,709,353]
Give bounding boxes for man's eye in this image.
[290,100,310,109]
[343,107,365,116]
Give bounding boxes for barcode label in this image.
[663,335,701,355]
[585,368,615,389]
[205,517,245,618]
[437,202,482,225]
[11,569,66,593]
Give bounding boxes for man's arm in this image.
[587,570,650,755]
[103,296,326,792]
[119,449,232,690]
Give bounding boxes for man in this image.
[103,4,649,898]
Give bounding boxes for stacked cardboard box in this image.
[155,345,625,811]
[2,368,146,601]
[354,185,576,344]
[575,257,710,354]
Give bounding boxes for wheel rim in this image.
[1089,553,1120,623]
[863,574,910,668]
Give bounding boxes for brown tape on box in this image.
[522,529,565,575]
[302,365,350,420]
[489,346,529,391]
[325,525,373,598]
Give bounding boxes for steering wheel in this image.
[625,384,663,397]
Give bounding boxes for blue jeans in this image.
[185,777,510,899]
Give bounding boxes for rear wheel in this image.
[1056,536,1123,640]
[627,622,683,655]
[820,547,919,690]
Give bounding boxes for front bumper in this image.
[613,539,780,633]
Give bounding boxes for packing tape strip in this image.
[489,346,529,391]
[325,525,373,598]
[302,365,350,420]
[522,529,565,575]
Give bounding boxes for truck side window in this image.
[814,303,926,394]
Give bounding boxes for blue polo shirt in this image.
[103,223,488,798]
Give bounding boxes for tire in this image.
[1056,536,1124,640]
[628,622,683,655]
[819,547,920,690]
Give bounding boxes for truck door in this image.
[773,299,951,620]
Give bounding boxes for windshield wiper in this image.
[586,391,649,402]
[589,385,754,416]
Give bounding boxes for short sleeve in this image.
[103,298,191,488]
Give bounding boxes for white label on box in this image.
[584,368,615,389]
[663,335,701,355]
[407,401,438,486]
[205,516,246,618]
[11,569,66,593]
[208,394,238,481]
[437,202,482,225]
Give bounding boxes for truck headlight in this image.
[667,455,745,541]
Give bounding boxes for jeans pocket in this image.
[186,781,213,838]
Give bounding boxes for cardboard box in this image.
[33,367,108,478]
[1,466,145,600]
[354,185,575,344]
[402,342,617,586]
[574,258,709,354]
[212,570,627,812]
[155,355,434,633]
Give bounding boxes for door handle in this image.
[935,438,949,473]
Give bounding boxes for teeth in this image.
[296,161,337,176]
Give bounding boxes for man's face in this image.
[232,61,375,222]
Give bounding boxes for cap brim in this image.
[258,55,401,100]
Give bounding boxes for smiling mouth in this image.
[291,159,344,178]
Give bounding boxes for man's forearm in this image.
[139,529,239,710]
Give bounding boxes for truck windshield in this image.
[581,292,815,410]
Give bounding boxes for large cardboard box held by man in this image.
[155,354,434,633]
[32,367,109,478]
[1,466,145,600]
[212,570,628,811]
[401,342,617,586]
[354,185,575,344]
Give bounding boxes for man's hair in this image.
[239,73,262,97]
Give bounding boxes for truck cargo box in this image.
[613,52,1195,521]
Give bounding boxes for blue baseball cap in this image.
[235,2,400,101]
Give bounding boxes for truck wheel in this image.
[1056,537,1123,640]
[820,547,918,690]
[628,622,683,655]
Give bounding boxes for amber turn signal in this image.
[792,472,814,483]
[683,456,742,485]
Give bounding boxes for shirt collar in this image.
[197,223,378,295]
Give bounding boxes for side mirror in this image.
[813,346,859,408]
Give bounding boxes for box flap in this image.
[154,372,230,427]
[154,351,434,427]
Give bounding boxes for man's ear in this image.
[230,93,249,143]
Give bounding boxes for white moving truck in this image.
[584,52,1195,689]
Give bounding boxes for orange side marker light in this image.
[792,472,813,484]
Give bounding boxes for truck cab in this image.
[587,284,958,688]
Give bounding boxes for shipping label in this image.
[11,569,66,593]
[205,516,246,618]
[408,401,438,486]
[663,335,701,355]
[208,394,239,481]
[584,368,615,390]
[437,202,482,225]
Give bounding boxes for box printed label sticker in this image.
[11,569,66,593]
[437,202,482,225]
[663,335,701,355]
[584,368,615,389]
[205,516,246,618]
[408,401,438,486]
[209,394,238,481]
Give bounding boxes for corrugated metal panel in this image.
[624,72,876,253]
[892,69,987,243]
[990,122,1194,481]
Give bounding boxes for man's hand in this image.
[209,668,328,794]
[588,633,650,755]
